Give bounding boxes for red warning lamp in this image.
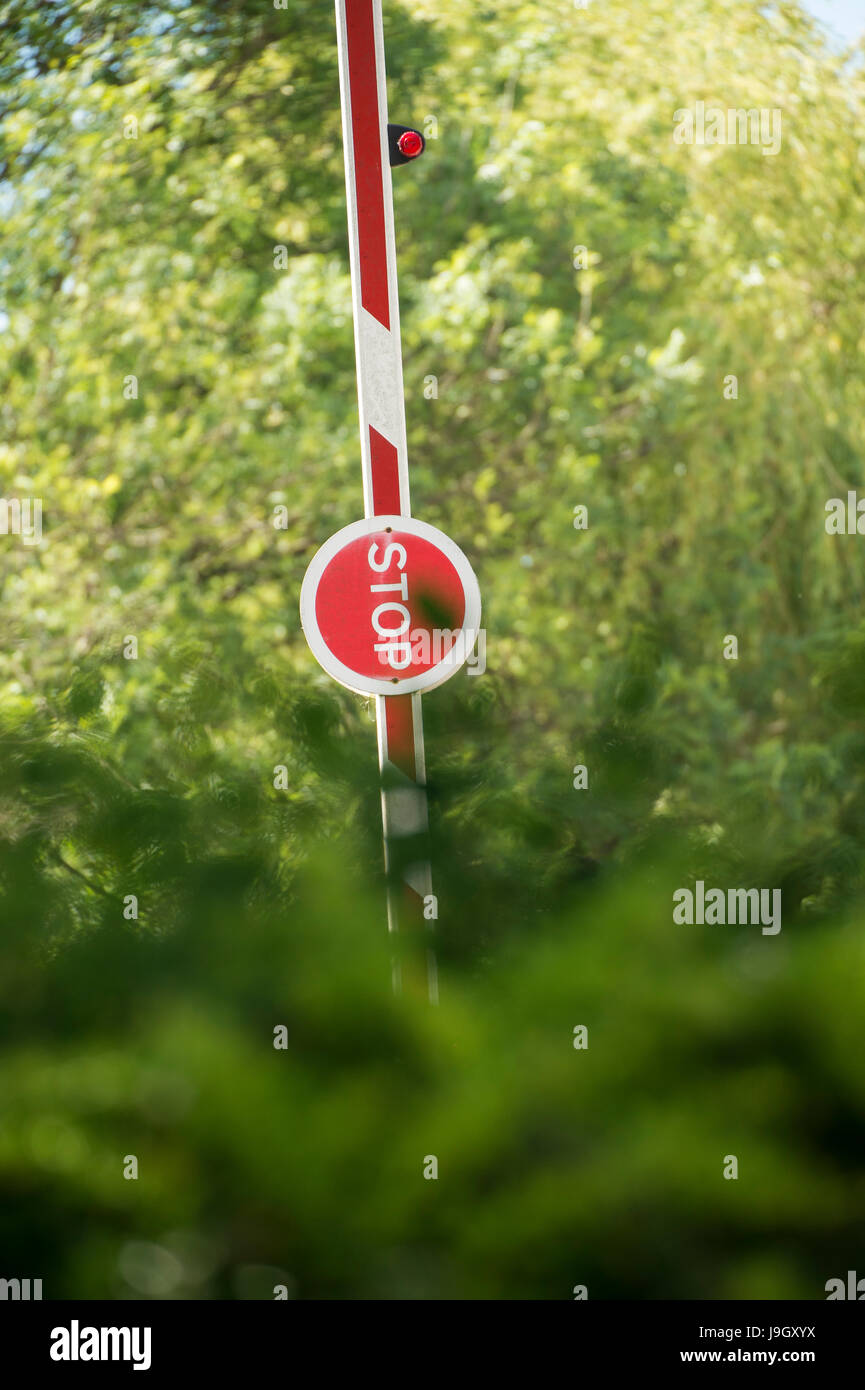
[388,124,426,166]
[397,129,424,159]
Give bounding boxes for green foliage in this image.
[1,0,865,1298]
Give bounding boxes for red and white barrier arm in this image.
[335,0,436,1001]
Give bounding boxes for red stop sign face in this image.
[300,516,482,695]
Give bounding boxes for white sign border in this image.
[300,515,482,697]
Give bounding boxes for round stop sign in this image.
[300,515,482,696]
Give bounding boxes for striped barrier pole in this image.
[335,0,436,1002]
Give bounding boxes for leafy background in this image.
[1,0,864,1298]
